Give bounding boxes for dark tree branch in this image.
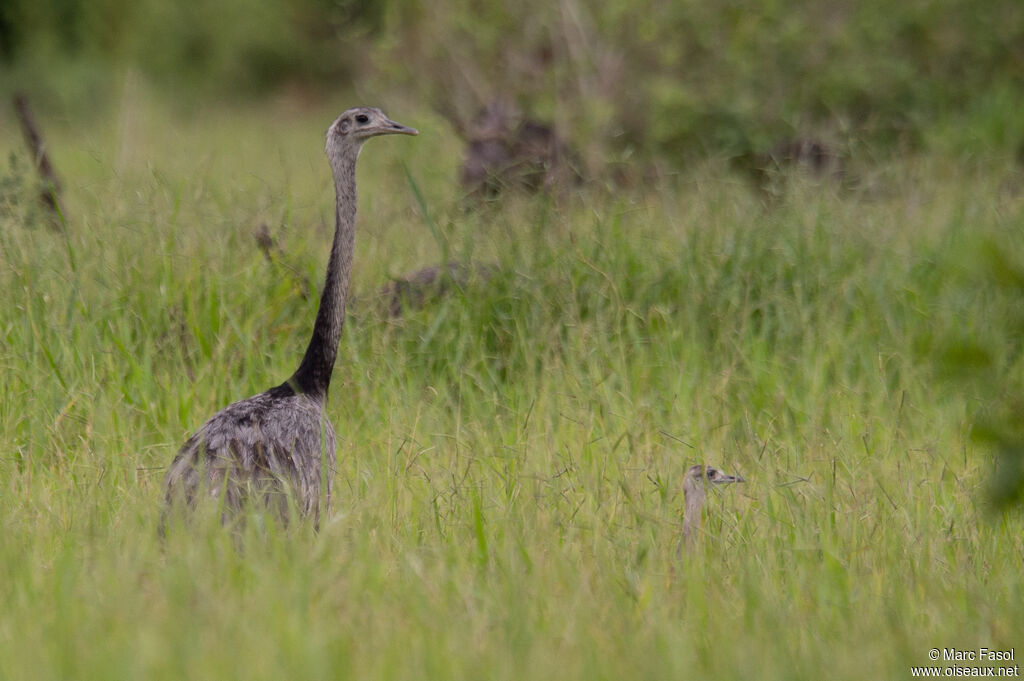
[13,93,69,230]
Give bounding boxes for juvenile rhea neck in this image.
[681,473,705,548]
[289,142,362,398]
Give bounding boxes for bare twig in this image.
[12,93,69,230]
[253,223,313,300]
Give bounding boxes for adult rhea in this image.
[163,107,417,528]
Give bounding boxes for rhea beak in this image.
[379,118,418,136]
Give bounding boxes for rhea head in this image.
[327,107,417,153]
[685,464,745,486]
[682,463,745,505]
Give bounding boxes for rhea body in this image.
[680,464,744,551]
[162,107,417,526]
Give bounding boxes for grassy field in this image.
[1,94,1022,680]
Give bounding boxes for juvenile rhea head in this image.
[683,464,745,490]
[326,106,417,152]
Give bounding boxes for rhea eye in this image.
[355,114,370,124]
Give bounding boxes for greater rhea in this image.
[679,464,744,552]
[162,107,417,528]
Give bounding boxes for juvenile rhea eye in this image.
[355,114,370,124]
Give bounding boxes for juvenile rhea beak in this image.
[377,117,418,136]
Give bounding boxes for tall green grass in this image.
[0,99,1022,680]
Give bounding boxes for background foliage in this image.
[3,0,1024,161]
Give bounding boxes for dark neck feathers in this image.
[288,143,360,398]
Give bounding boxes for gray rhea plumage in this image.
[680,463,744,552]
[162,107,417,527]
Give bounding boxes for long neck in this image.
[289,146,359,399]
[681,480,704,549]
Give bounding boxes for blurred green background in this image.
[3,0,1024,163]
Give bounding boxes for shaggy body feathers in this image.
[163,385,336,524]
